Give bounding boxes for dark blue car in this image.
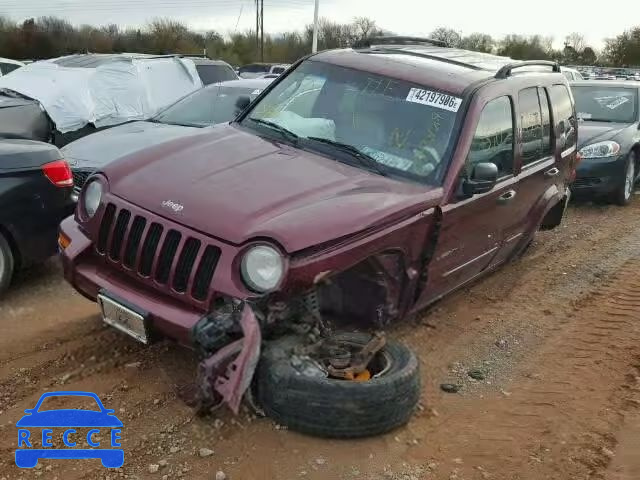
[15,391,123,468]
[571,81,640,205]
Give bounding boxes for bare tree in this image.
[565,32,586,53]
[430,27,461,48]
[459,33,494,53]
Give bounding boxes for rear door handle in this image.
[497,190,516,204]
[545,167,560,177]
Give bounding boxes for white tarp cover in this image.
[0,56,203,133]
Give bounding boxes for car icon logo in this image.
[15,391,124,469]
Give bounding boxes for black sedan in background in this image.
[63,78,273,198]
[571,81,640,205]
[0,140,75,294]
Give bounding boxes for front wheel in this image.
[256,332,421,438]
[612,153,636,206]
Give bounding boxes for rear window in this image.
[0,63,20,75]
[196,64,238,85]
[573,86,638,123]
[239,64,270,74]
[271,67,286,74]
[243,60,462,184]
[154,85,262,126]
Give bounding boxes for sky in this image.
[2,0,637,50]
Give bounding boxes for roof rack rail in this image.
[495,60,561,79]
[354,36,447,49]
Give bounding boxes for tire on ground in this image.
[0,232,15,295]
[256,332,421,438]
[612,152,636,206]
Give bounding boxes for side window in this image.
[466,96,514,177]
[563,71,574,81]
[518,87,547,166]
[549,84,577,152]
[537,88,553,157]
[272,67,285,74]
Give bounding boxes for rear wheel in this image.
[0,232,15,296]
[612,153,636,206]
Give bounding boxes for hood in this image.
[62,121,203,169]
[105,125,439,252]
[577,122,632,148]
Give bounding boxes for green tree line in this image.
[1,15,639,67]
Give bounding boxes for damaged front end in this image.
[187,248,415,415]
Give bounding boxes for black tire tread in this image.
[257,332,421,438]
[0,233,15,295]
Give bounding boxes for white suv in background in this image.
[238,63,291,79]
[561,67,584,81]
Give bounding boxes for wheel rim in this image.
[624,158,635,200]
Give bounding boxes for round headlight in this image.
[240,245,284,292]
[83,180,103,219]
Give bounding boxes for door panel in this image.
[416,95,518,307]
[420,176,518,305]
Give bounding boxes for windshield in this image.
[154,85,264,127]
[573,86,639,123]
[240,60,461,184]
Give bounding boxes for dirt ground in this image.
[1,199,640,480]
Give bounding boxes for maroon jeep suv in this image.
[59,37,577,437]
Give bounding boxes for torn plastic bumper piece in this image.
[195,303,261,414]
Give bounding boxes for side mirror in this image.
[235,95,251,113]
[463,162,498,196]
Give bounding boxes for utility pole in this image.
[312,0,320,53]
[260,0,264,61]
[255,0,260,52]
[255,0,264,61]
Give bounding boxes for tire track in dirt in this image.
[402,259,640,480]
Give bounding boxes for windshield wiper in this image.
[305,137,389,177]
[248,118,299,143]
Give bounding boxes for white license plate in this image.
[98,294,148,344]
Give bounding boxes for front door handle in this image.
[497,190,516,204]
[545,167,560,177]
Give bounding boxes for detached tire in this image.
[256,332,421,438]
[0,233,15,296]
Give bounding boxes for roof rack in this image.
[495,60,561,79]
[363,48,484,71]
[354,36,447,49]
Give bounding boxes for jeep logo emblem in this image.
[161,200,184,213]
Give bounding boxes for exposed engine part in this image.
[191,298,242,357]
[297,331,387,380]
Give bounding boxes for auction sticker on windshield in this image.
[406,88,462,112]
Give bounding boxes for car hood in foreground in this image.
[105,125,440,253]
[577,121,636,149]
[62,121,204,170]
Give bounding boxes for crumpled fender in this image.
[196,304,261,414]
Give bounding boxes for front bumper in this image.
[59,216,210,346]
[571,153,629,195]
[59,215,263,413]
